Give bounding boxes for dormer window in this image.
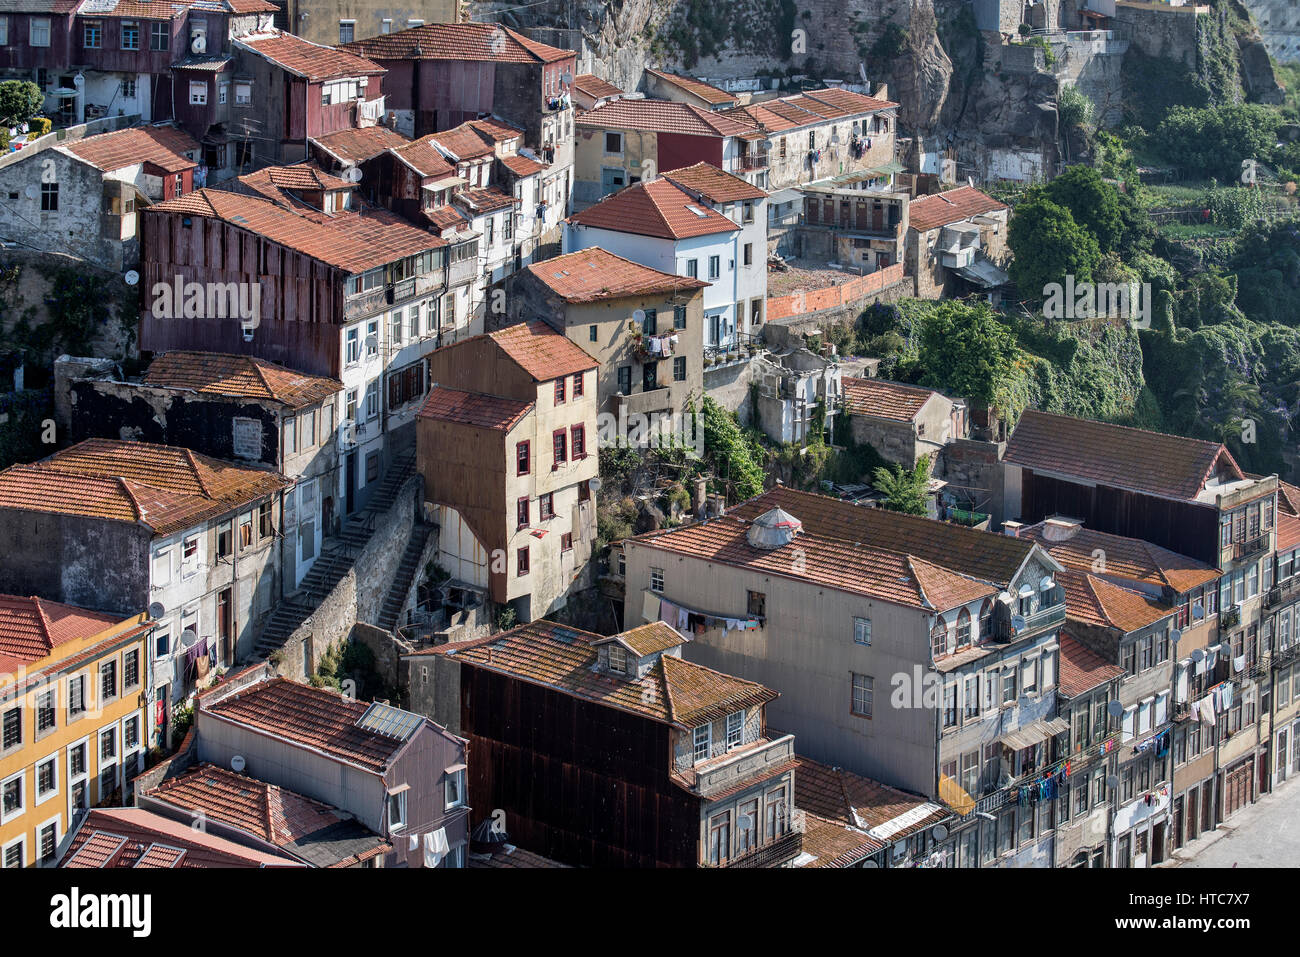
[726,711,743,750]
[693,723,712,764]
[608,644,628,675]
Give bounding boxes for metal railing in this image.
[1232,535,1269,562]
[1265,576,1300,609]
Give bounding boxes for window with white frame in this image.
[649,567,664,593]
[99,726,116,763]
[235,82,251,105]
[346,327,360,363]
[726,711,743,749]
[189,80,207,105]
[365,380,380,420]
[35,755,57,802]
[181,536,199,578]
[0,16,9,45]
[1041,648,1056,690]
[37,818,58,865]
[67,675,86,720]
[2,837,23,868]
[1,771,23,823]
[1137,697,1153,735]
[1122,706,1136,742]
[853,616,871,645]
[35,688,55,736]
[1021,656,1038,695]
[608,644,628,674]
[693,723,711,763]
[851,673,874,718]
[30,17,50,47]
[152,549,171,587]
[444,768,466,810]
[339,20,355,43]
[387,789,407,830]
[1,705,19,751]
[123,714,141,753]
[366,319,379,356]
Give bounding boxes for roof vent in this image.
[746,507,802,549]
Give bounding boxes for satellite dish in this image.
[230,755,246,773]
[1107,700,1123,718]
[180,628,199,648]
[1219,642,1233,656]
[1106,774,1119,790]
[1171,629,1182,644]
[341,420,357,446]
[1192,603,1205,620]
[931,824,949,842]
[73,73,84,88]
[344,166,363,183]
[588,477,602,493]
[24,184,38,200]
[124,269,139,286]
[148,601,166,620]
[632,309,646,323]
[1010,615,1026,633]
[862,859,879,868]
[364,333,378,352]
[1191,648,1205,662]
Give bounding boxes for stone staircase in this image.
[375,522,436,633]
[251,449,417,661]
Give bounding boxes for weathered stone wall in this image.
[1112,1,1201,65]
[936,437,1007,526]
[703,357,758,424]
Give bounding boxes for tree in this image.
[1044,165,1122,253]
[872,455,933,515]
[1007,194,1101,297]
[701,397,765,501]
[1154,104,1278,180]
[916,300,1018,405]
[0,81,44,130]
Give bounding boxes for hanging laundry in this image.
[1220,682,1233,710]
[1234,655,1246,673]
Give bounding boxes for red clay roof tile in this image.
[341,21,573,63]
[66,124,199,174]
[143,352,341,409]
[237,30,385,80]
[841,377,939,422]
[1058,634,1125,697]
[0,595,124,668]
[524,247,708,302]
[311,125,411,165]
[644,70,738,106]
[1058,569,1175,634]
[576,98,757,137]
[908,186,1008,233]
[568,177,740,240]
[417,387,533,431]
[662,161,768,202]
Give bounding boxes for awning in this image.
[953,257,1009,288]
[444,763,467,775]
[423,176,466,191]
[1000,717,1069,751]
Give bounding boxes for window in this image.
[100,660,117,703]
[391,309,403,346]
[589,324,598,342]
[693,724,712,763]
[68,676,86,720]
[445,768,466,810]
[40,181,57,211]
[366,320,379,356]
[604,131,622,154]
[673,305,687,329]
[517,547,530,576]
[617,366,632,395]
[853,617,871,645]
[1042,648,1056,690]
[84,20,101,47]
[217,523,232,559]
[965,675,979,719]
[238,83,253,106]
[0,17,8,45]
[960,750,979,797]
[708,256,720,280]
[100,727,116,762]
[35,690,55,736]
[121,20,139,49]
[747,591,766,618]
[365,380,380,420]
[743,243,753,266]
[30,17,49,47]
[1122,706,1136,742]
[572,372,584,398]
[1138,635,1152,672]
[1,707,19,750]
[684,259,698,279]
[943,681,957,728]
[726,711,743,749]
[650,567,664,593]
[2,774,22,822]
[560,533,573,552]
[552,429,567,466]
[189,80,207,105]
[737,799,758,855]
[150,21,168,50]
[673,356,686,381]
[571,425,586,458]
[516,497,529,529]
[554,377,565,404]
[259,501,273,539]
[124,716,139,752]
[851,673,874,718]
[339,20,355,43]
[38,821,57,864]
[642,309,657,335]
[387,790,407,831]
[931,621,948,660]
[1002,667,1017,704]
[539,493,554,521]
[345,328,360,363]
[956,609,972,649]
[708,813,731,865]
[516,441,530,475]
[69,742,86,778]
[608,644,628,674]
[1122,642,1136,677]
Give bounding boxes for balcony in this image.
[1265,575,1300,610]
[693,734,796,800]
[996,600,1065,642]
[612,387,673,418]
[705,827,804,868]
[634,332,676,360]
[1231,534,1269,563]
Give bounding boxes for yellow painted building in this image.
[0,597,152,868]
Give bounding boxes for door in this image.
[1186,788,1199,842]
[217,588,232,666]
[600,167,625,196]
[1151,821,1166,865]
[1133,829,1148,869]
[1224,760,1251,817]
[1172,796,1184,849]
[345,452,357,514]
[1200,780,1214,831]
[642,361,658,392]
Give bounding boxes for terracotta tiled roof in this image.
[237,30,386,80]
[722,88,895,135]
[1058,634,1125,698]
[802,87,900,113]
[340,21,573,63]
[204,677,423,773]
[908,186,1008,233]
[592,621,686,657]
[389,135,457,178]
[524,247,708,303]
[148,188,444,273]
[417,387,533,431]
[1005,410,1240,502]
[573,73,623,99]
[632,513,992,611]
[429,124,497,161]
[65,124,199,174]
[145,763,389,867]
[644,69,738,106]
[0,595,123,668]
[61,808,299,868]
[469,846,569,868]
[1279,480,1300,516]
[576,99,757,137]
[143,352,341,410]
[500,153,547,177]
[0,439,287,536]
[0,0,78,13]
[486,320,598,381]
[662,161,767,202]
[568,177,739,240]
[1058,569,1174,634]
[841,377,940,422]
[425,204,468,231]
[1019,520,1219,594]
[793,755,945,867]
[455,186,519,214]
[245,164,353,192]
[311,126,411,165]
[425,620,776,729]
[1278,511,1300,553]
[729,487,1040,587]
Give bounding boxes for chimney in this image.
[1043,517,1082,542]
[693,476,708,514]
[1002,521,1023,538]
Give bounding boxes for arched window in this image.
[979,599,994,641]
[956,608,972,649]
[931,619,949,660]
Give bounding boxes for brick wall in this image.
[766,262,907,321]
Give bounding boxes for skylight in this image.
[685,204,708,218]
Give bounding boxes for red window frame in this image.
[571,424,586,458]
[572,372,584,397]
[516,440,530,476]
[554,378,566,404]
[517,547,530,576]
[552,428,567,467]
[539,492,554,521]
[561,532,573,552]
[517,496,529,529]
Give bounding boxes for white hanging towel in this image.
[1175,663,1189,704]
[423,828,450,868]
[409,835,419,851]
[1221,682,1233,710]
[1233,655,1245,673]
